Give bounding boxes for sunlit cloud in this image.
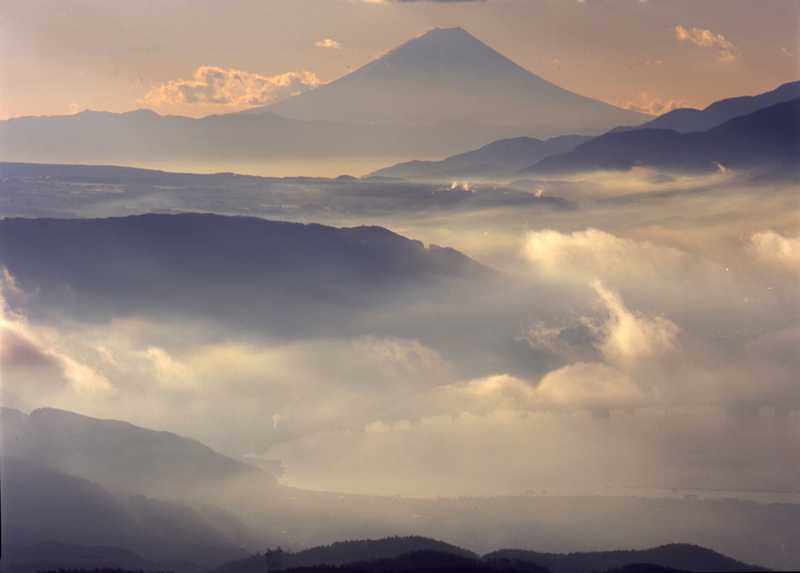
[619,91,687,116]
[315,38,342,49]
[675,24,738,62]
[139,66,321,109]
[591,280,679,365]
[748,230,800,275]
[0,269,113,397]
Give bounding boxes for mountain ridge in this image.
[623,80,800,134]
[0,406,265,497]
[524,97,800,175]
[371,135,591,180]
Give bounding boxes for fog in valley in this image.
[2,165,798,505]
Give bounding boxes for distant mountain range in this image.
[524,97,800,175]
[0,28,645,166]
[373,81,800,181]
[371,135,591,181]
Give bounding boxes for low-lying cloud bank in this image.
[2,198,798,497]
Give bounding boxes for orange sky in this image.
[1,0,798,120]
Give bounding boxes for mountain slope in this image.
[0,457,247,569]
[0,214,488,334]
[371,135,591,180]
[525,97,800,174]
[484,544,764,573]
[0,407,263,497]
[632,80,800,133]
[266,27,644,136]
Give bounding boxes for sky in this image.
[1,0,798,120]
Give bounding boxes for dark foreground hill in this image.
[0,213,487,334]
[525,98,800,175]
[283,550,549,573]
[485,544,764,573]
[212,539,761,573]
[213,538,476,573]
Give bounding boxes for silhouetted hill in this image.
[0,214,487,334]
[212,537,476,573]
[371,136,591,181]
[278,550,549,573]
[0,457,247,570]
[525,98,800,175]
[33,569,171,573]
[484,544,764,573]
[602,566,685,573]
[0,407,262,497]
[627,80,800,133]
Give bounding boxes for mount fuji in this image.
[0,28,646,169]
[263,27,645,135]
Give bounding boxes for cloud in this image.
[748,230,800,275]
[620,91,687,116]
[0,269,113,398]
[140,66,321,108]
[523,228,693,287]
[315,38,342,49]
[591,280,679,365]
[534,362,645,410]
[675,25,737,62]
[439,282,676,416]
[445,364,644,414]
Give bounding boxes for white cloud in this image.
[591,280,679,365]
[315,38,342,49]
[140,66,321,108]
[523,228,692,287]
[0,269,113,397]
[748,230,800,274]
[620,91,687,116]
[534,362,645,410]
[675,25,737,62]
